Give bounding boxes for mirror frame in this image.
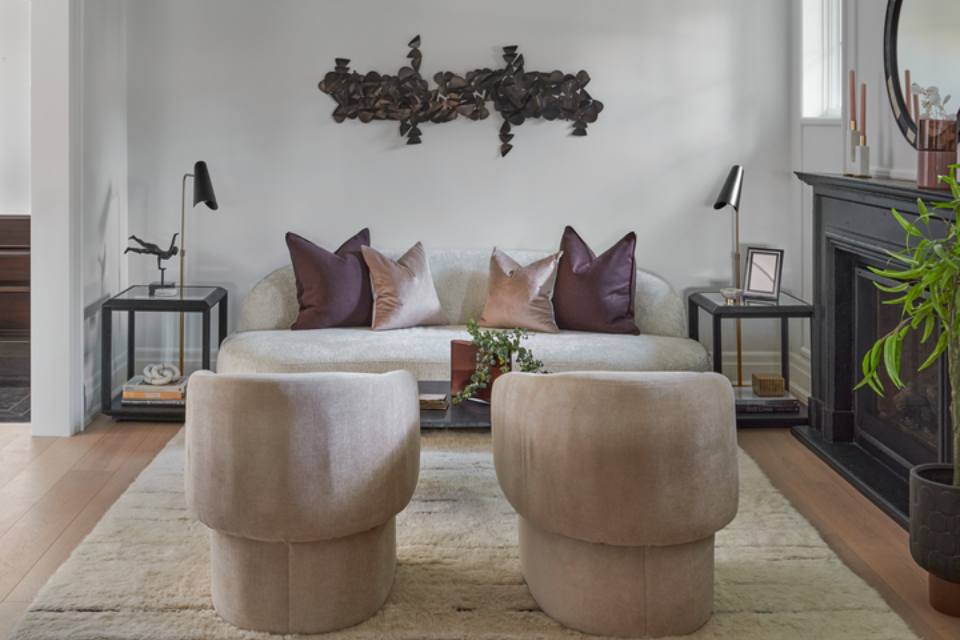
[883,0,919,147]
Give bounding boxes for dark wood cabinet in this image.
[0,216,30,337]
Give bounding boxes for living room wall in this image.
[122,0,794,368]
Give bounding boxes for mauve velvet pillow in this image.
[479,248,562,333]
[361,242,449,331]
[286,229,372,330]
[553,226,640,334]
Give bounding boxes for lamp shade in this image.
[192,161,218,210]
[713,165,744,212]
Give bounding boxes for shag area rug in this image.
[12,430,918,639]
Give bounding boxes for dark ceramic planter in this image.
[909,463,960,616]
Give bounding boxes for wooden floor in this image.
[0,417,180,639]
[0,422,957,639]
[738,429,960,640]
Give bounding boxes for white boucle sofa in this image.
[217,249,710,378]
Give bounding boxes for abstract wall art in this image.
[318,36,603,156]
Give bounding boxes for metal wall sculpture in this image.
[318,36,603,156]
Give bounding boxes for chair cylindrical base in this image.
[519,517,714,638]
[209,518,396,634]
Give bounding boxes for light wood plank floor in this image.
[0,422,957,639]
[0,417,180,639]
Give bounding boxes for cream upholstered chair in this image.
[492,371,738,638]
[185,370,420,634]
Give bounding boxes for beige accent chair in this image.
[185,370,420,634]
[492,371,738,638]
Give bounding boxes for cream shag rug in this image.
[12,431,917,640]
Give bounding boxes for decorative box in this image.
[751,373,786,398]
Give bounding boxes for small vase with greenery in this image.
[452,320,545,405]
[857,165,960,614]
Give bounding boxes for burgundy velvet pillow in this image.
[286,229,373,330]
[553,226,640,334]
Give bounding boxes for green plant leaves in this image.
[452,320,546,404]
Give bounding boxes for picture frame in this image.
[742,247,784,300]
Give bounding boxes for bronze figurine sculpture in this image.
[124,234,179,295]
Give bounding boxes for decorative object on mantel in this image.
[451,320,544,405]
[124,234,179,297]
[177,160,219,371]
[713,165,745,386]
[742,247,784,301]
[845,69,861,175]
[855,81,872,178]
[317,35,603,156]
[844,71,872,178]
[912,83,957,190]
[855,167,960,616]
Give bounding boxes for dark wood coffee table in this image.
[418,380,490,429]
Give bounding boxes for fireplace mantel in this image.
[795,172,955,528]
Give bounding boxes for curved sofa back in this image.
[238,248,686,338]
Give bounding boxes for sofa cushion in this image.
[479,249,562,333]
[286,229,372,330]
[237,249,689,339]
[362,243,449,331]
[554,226,640,334]
[216,325,711,379]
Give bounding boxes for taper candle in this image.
[914,94,921,123]
[849,69,857,129]
[860,83,867,145]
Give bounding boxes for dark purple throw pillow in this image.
[553,226,640,334]
[286,229,373,330]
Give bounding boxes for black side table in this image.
[101,285,227,421]
[688,290,814,427]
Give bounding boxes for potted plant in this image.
[451,320,545,405]
[857,165,960,616]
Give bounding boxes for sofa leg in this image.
[209,518,396,634]
[518,516,714,638]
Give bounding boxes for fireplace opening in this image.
[854,267,945,475]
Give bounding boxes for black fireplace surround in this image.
[796,173,955,528]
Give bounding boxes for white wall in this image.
[845,0,917,179]
[0,0,30,214]
[81,0,128,420]
[30,0,84,436]
[124,0,794,361]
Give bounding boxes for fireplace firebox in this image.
[796,173,955,528]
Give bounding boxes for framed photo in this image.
[743,247,783,300]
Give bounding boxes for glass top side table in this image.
[100,285,228,421]
[688,290,814,427]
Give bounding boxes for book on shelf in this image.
[122,374,186,403]
[734,387,800,413]
[120,398,185,407]
[419,392,449,411]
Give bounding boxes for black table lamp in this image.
[179,160,219,371]
[713,164,745,385]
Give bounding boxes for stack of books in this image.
[734,387,800,413]
[122,375,186,407]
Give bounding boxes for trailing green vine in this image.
[452,319,545,405]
